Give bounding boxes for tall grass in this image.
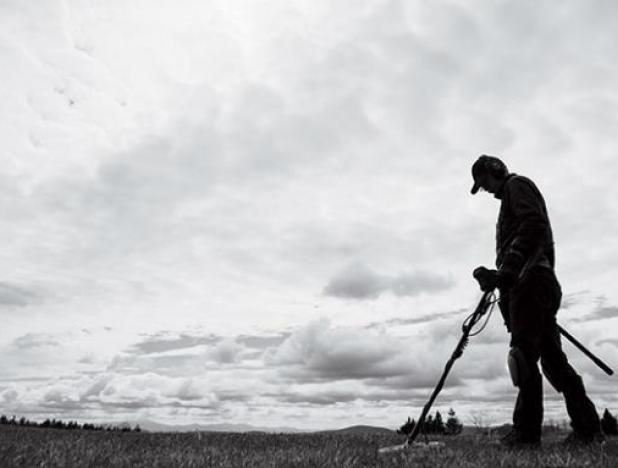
[0,425,615,467]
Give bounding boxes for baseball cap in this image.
[470,155,506,195]
[470,157,487,195]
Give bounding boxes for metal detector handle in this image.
[557,325,614,376]
[406,290,493,445]
[470,290,495,321]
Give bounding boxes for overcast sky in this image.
[1,0,617,430]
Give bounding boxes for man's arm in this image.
[498,178,548,287]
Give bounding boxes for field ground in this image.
[1,425,617,467]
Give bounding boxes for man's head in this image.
[470,155,508,195]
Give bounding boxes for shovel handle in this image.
[558,325,614,376]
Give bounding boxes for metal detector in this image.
[379,290,496,454]
[378,290,614,454]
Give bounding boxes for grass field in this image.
[1,425,616,467]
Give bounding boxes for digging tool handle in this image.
[557,325,614,376]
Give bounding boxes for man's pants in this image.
[504,269,601,437]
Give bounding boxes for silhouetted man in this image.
[470,155,604,447]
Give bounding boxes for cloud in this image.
[236,333,291,350]
[129,333,223,355]
[13,333,60,350]
[267,318,459,387]
[275,390,360,406]
[108,334,255,376]
[365,308,467,329]
[0,282,42,307]
[272,385,421,406]
[8,367,262,420]
[323,262,455,300]
[262,314,510,413]
[584,306,618,322]
[1,388,19,404]
[208,338,243,365]
[570,305,618,323]
[43,388,77,406]
[136,330,267,356]
[42,373,222,413]
[2,0,618,429]
[596,338,618,348]
[107,353,207,377]
[322,263,384,299]
[559,292,588,310]
[80,375,112,401]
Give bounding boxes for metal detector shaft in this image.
[557,325,614,376]
[405,290,493,445]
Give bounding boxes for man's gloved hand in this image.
[498,270,517,290]
[473,266,499,292]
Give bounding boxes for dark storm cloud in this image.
[323,262,454,300]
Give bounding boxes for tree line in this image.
[1,408,615,436]
[396,407,618,436]
[397,408,463,436]
[602,409,618,435]
[0,415,141,432]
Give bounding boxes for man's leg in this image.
[540,322,602,436]
[509,345,543,439]
[508,276,547,441]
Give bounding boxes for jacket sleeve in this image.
[498,178,548,282]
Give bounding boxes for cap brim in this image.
[471,182,480,195]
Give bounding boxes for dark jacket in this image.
[495,174,555,284]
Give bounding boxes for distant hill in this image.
[317,425,395,435]
[135,420,394,434]
[136,420,307,433]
